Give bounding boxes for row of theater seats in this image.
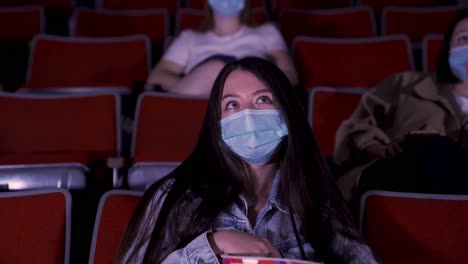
[0,89,409,190]
[6,59,460,190]
[1,3,463,41]
[1,31,444,92]
[1,3,457,91]
[0,89,357,190]
[0,0,459,17]
[2,188,467,263]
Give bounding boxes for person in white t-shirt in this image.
[146,0,298,95]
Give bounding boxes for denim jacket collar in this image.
[237,170,290,216]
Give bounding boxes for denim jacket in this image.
[122,174,378,264]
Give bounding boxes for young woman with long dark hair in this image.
[119,57,377,263]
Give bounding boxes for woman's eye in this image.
[225,101,238,109]
[257,96,273,104]
[458,35,468,44]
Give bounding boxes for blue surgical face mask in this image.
[449,45,468,82]
[208,0,245,18]
[221,109,288,165]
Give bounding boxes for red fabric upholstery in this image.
[423,35,443,72]
[272,0,351,17]
[281,7,375,45]
[0,6,43,41]
[176,8,268,34]
[382,6,463,44]
[25,35,149,89]
[309,88,364,157]
[92,191,141,264]
[133,94,208,163]
[361,191,468,264]
[0,190,69,264]
[0,94,117,157]
[358,0,455,17]
[0,152,91,166]
[73,8,168,50]
[0,94,118,174]
[98,0,178,17]
[293,36,413,89]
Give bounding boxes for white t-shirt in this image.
[163,23,287,74]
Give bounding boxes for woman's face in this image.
[451,18,468,49]
[208,0,245,18]
[220,70,278,119]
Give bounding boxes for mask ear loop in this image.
[288,206,307,260]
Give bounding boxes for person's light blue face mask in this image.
[221,109,288,165]
[449,45,468,82]
[208,0,245,18]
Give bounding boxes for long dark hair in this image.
[436,10,468,83]
[197,0,255,32]
[118,57,365,263]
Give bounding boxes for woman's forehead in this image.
[453,18,468,37]
[221,69,269,95]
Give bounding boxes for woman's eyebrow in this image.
[454,29,468,37]
[221,93,239,101]
[253,89,271,95]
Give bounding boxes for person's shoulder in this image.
[376,71,434,90]
[174,29,200,40]
[397,71,435,84]
[253,22,280,33]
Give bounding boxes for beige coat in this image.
[333,71,467,200]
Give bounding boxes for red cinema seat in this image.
[280,6,376,46]
[0,93,120,190]
[272,0,352,18]
[96,0,179,17]
[422,34,444,72]
[71,8,169,59]
[308,87,366,157]
[361,191,468,264]
[0,5,44,90]
[128,93,208,189]
[357,0,456,17]
[293,35,414,89]
[23,35,150,92]
[0,189,71,264]
[89,190,142,264]
[382,6,463,45]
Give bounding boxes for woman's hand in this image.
[208,230,281,258]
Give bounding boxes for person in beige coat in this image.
[334,11,468,202]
